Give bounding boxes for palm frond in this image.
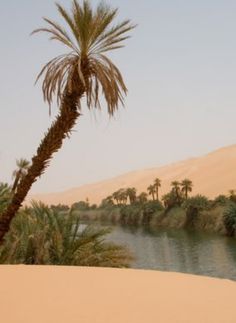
[33,0,135,115]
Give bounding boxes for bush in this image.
[183,195,210,227]
[183,195,210,211]
[223,203,236,237]
[212,195,229,207]
[0,202,133,267]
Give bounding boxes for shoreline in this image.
[1,265,236,323]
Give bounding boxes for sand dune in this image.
[28,144,236,206]
[1,265,236,323]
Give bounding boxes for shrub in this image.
[183,195,210,227]
[183,195,210,211]
[223,203,236,237]
[212,195,229,207]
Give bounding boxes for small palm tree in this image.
[147,185,156,201]
[12,159,30,192]
[0,0,135,243]
[153,178,161,200]
[181,179,193,199]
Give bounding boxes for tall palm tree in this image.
[171,181,181,195]
[0,0,135,244]
[181,179,193,199]
[119,189,128,205]
[171,180,181,204]
[126,187,137,204]
[147,185,156,201]
[153,178,161,200]
[12,159,30,192]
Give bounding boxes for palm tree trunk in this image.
[156,188,159,201]
[185,188,188,199]
[0,89,84,244]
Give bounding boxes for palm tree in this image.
[171,180,182,205]
[119,189,128,205]
[154,178,161,200]
[137,192,148,204]
[126,187,137,204]
[181,179,193,199]
[12,159,30,192]
[0,1,135,243]
[112,191,120,205]
[147,185,156,201]
[171,181,181,195]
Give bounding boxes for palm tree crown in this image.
[12,159,30,192]
[147,185,156,201]
[154,178,161,200]
[181,179,193,199]
[33,0,135,114]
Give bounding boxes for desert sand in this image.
[1,265,236,323]
[28,144,236,206]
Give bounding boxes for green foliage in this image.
[50,204,70,213]
[223,203,236,237]
[0,202,133,267]
[0,183,12,213]
[162,189,184,209]
[182,195,211,211]
[72,200,90,211]
[183,195,211,228]
[100,196,115,209]
[120,204,142,226]
[212,195,229,207]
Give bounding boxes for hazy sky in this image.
[1,0,236,193]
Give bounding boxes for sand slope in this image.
[1,265,236,323]
[28,144,236,206]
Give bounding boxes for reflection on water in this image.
[104,225,236,280]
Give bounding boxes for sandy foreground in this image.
[1,266,236,323]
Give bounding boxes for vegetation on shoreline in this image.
[66,178,236,238]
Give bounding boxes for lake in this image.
[100,224,236,280]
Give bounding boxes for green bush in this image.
[182,195,210,227]
[0,202,133,267]
[223,203,236,237]
[212,195,230,207]
[182,195,210,211]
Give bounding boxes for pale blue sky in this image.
[0,0,236,193]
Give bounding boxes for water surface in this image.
[103,224,236,280]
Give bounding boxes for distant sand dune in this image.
[27,144,236,206]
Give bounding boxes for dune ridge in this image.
[28,144,236,206]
